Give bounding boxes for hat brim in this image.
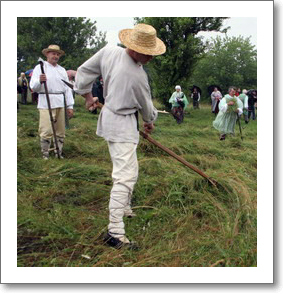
[42,49,65,56]
[119,29,166,56]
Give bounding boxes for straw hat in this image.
[119,24,166,56]
[42,45,65,56]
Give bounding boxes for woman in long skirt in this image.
[213,86,243,140]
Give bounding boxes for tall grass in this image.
[17,95,257,267]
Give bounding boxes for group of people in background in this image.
[168,84,257,141]
[18,67,257,144]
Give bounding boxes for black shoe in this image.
[103,232,138,250]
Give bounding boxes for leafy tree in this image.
[17,17,107,75]
[190,36,257,100]
[134,17,228,108]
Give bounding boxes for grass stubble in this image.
[17,95,257,267]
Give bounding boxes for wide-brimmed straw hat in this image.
[119,24,166,56]
[42,45,65,56]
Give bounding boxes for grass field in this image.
[17,94,257,267]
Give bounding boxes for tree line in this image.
[17,17,257,106]
[135,17,257,107]
[17,17,107,74]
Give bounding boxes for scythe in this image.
[62,79,217,186]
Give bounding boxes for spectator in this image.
[191,87,201,109]
[169,85,189,124]
[18,72,29,104]
[211,87,222,115]
[247,89,257,121]
[91,76,104,114]
[235,87,241,97]
[238,89,249,123]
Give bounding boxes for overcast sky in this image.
[91,17,257,48]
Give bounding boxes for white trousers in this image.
[107,142,138,239]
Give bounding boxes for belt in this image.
[39,92,64,95]
[104,104,139,131]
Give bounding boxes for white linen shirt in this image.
[75,46,158,144]
[30,61,74,109]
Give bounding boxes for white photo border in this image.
[1,0,273,284]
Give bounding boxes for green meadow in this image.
[17,95,257,267]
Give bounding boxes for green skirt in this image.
[213,111,237,134]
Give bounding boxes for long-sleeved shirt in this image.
[211,90,222,112]
[211,90,222,100]
[30,61,74,109]
[238,94,248,109]
[191,92,200,101]
[75,46,158,144]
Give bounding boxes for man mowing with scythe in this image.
[74,24,166,249]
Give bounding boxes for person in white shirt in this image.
[211,87,222,115]
[75,24,166,249]
[30,45,74,159]
[238,89,249,123]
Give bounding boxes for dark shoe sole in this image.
[103,233,139,250]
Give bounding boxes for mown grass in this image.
[17,95,257,267]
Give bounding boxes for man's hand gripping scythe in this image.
[82,92,100,112]
[61,79,101,112]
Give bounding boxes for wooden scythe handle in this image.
[139,130,217,186]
